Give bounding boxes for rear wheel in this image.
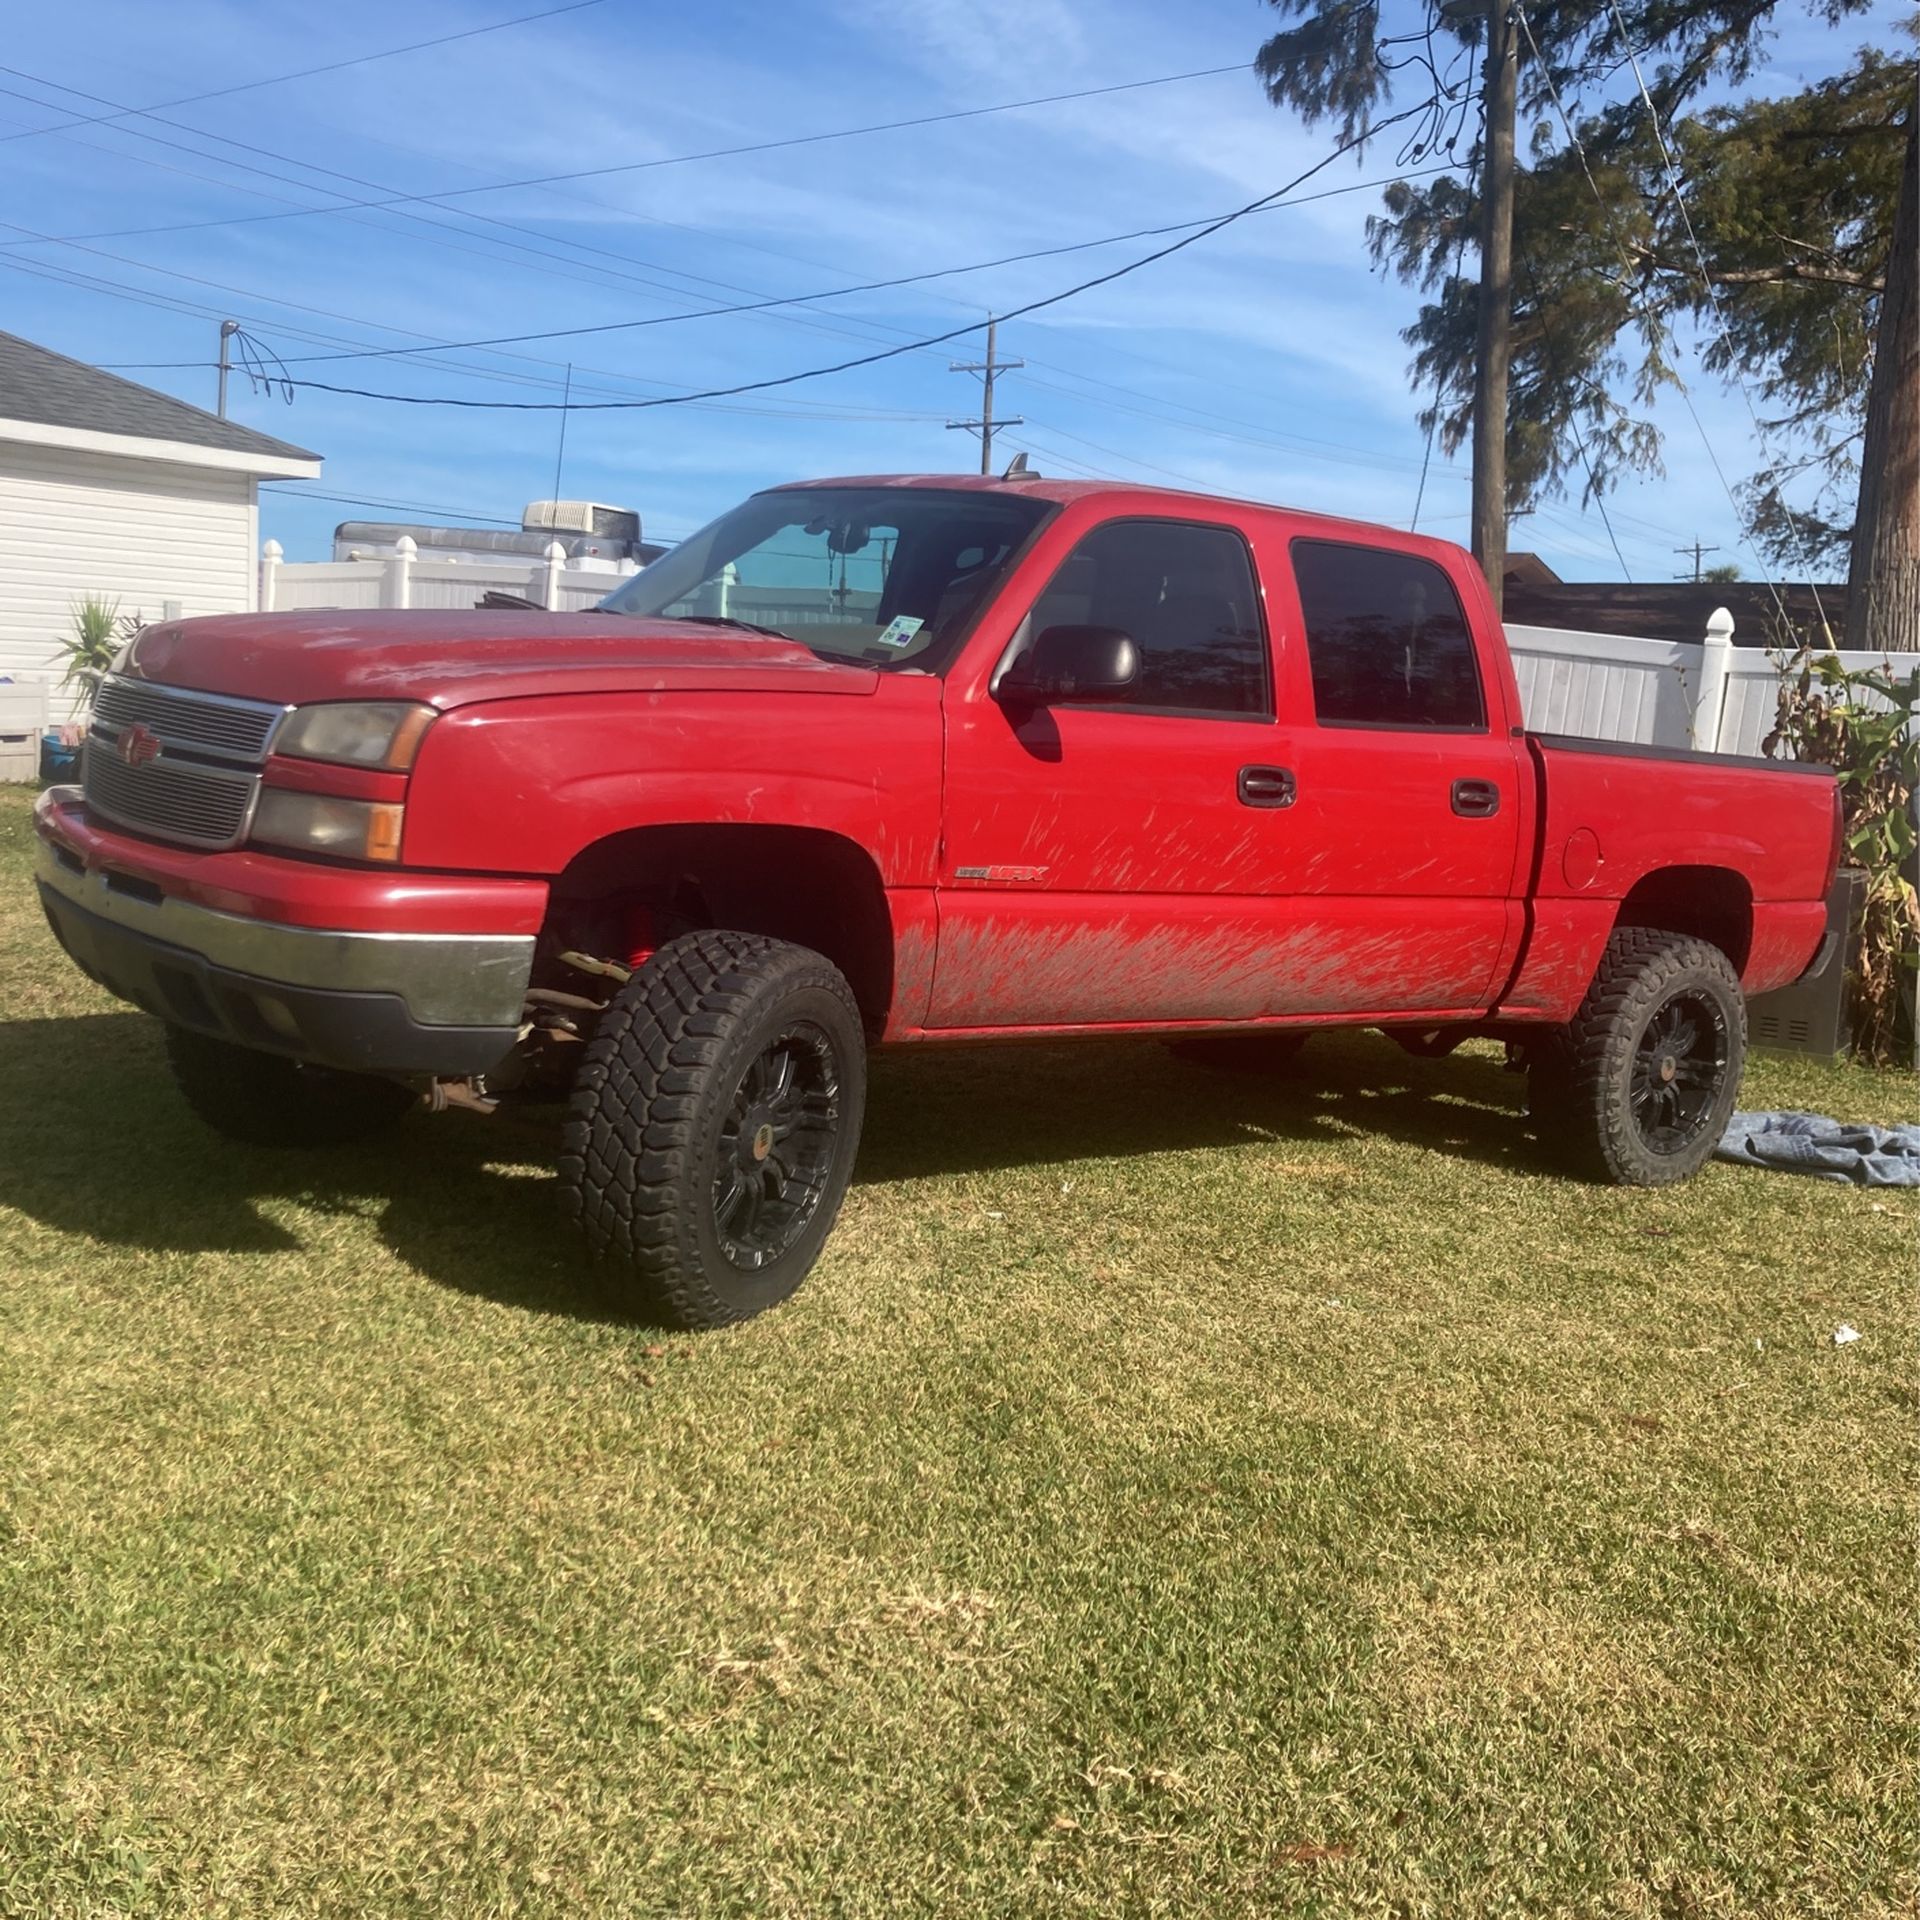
[1531,928,1745,1186]
[559,931,866,1328]
[164,1025,415,1148]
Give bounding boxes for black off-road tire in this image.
[559,931,867,1328]
[164,1025,416,1148]
[1166,1031,1310,1073]
[1530,928,1746,1186]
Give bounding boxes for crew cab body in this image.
[32,476,1841,1322]
[35,474,1837,1059]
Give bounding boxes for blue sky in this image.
[1,0,1901,579]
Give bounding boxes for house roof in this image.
[1501,550,1564,589]
[1502,578,1848,648]
[0,330,320,468]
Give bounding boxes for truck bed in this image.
[1492,732,1840,1022]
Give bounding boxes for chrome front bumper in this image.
[36,836,536,1076]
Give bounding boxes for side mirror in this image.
[998,625,1138,706]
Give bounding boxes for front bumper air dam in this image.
[35,836,534,1078]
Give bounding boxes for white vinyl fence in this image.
[1506,608,1910,756]
[259,537,631,615]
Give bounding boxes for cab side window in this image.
[1020,519,1269,717]
[1291,540,1486,730]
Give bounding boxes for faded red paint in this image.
[34,474,1839,1058]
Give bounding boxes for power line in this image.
[0,247,949,423]
[82,167,1451,372]
[11,159,1467,468]
[261,486,524,527]
[7,150,1646,564]
[0,60,1446,383]
[0,63,1248,246]
[0,48,1465,487]
[0,2,608,143]
[0,68,990,377]
[0,33,1533,540]
[12,51,1658,552]
[2,52,1470,466]
[373,63,1251,199]
[259,113,1423,414]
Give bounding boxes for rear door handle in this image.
[1451,778,1501,818]
[1238,765,1296,809]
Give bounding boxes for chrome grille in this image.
[83,741,259,850]
[84,675,287,850]
[91,676,284,763]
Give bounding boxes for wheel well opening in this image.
[549,824,895,1036]
[1614,866,1753,973]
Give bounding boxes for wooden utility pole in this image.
[1470,0,1519,612]
[948,318,1024,475]
[1673,538,1721,581]
[1845,93,1917,652]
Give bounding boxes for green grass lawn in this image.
[0,783,1913,1918]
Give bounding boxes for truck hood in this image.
[121,611,879,711]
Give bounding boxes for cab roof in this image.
[762,473,1467,569]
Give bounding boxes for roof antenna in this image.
[1001,451,1038,480]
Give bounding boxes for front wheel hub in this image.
[712,1025,841,1271]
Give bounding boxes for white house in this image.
[0,331,321,724]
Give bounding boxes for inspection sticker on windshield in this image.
[873,615,924,650]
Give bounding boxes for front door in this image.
[930,514,1330,1028]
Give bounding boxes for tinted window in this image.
[1292,540,1485,729]
[1019,519,1268,715]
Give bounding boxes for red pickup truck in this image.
[35,476,1842,1325]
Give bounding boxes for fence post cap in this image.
[1705,606,1735,642]
[262,538,283,560]
[394,535,418,559]
[545,540,567,563]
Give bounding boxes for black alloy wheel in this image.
[712,1024,843,1271]
[560,930,868,1327]
[1530,926,1747,1187]
[1628,989,1729,1155]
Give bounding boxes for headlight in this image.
[274,701,435,770]
[251,790,405,863]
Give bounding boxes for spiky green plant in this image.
[59,597,123,713]
[1767,650,1919,1065]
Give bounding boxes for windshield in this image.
[597,486,1052,669]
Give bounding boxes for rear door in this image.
[1264,535,1528,1011]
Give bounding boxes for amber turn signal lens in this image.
[251,790,406,864]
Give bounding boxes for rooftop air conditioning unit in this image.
[523,500,641,545]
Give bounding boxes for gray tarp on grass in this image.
[1715,1111,1920,1186]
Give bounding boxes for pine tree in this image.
[1257,1,1913,644]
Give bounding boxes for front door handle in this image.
[1238,765,1296,809]
[1451,778,1501,818]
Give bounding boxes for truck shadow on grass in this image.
[0,1011,1543,1326]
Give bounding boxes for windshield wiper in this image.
[666,613,795,640]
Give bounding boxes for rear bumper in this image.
[34,788,539,1076]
